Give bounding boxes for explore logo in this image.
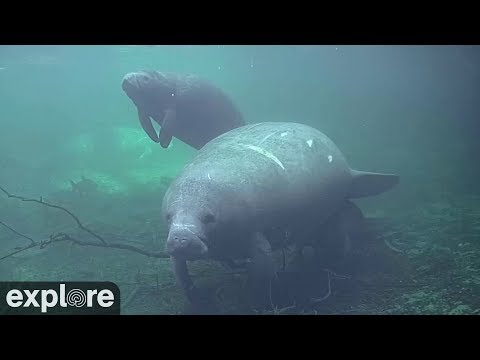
[0,282,120,315]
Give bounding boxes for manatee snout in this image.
[166,226,209,259]
[122,72,140,93]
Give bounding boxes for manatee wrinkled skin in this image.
[161,122,399,309]
[121,70,245,150]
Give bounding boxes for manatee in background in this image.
[161,122,399,311]
[121,70,245,149]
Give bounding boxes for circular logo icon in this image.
[66,289,86,307]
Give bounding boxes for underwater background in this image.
[0,45,478,314]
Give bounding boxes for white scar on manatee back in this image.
[242,144,286,170]
[172,223,197,229]
[240,132,321,171]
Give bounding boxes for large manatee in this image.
[161,122,399,309]
[121,70,245,149]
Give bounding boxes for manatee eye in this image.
[202,213,215,224]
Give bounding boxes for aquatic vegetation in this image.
[115,127,157,158]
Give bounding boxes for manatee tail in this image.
[347,169,399,198]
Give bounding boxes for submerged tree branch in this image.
[0,242,38,261]
[53,233,170,258]
[0,220,36,245]
[0,228,170,261]
[383,238,404,253]
[0,186,170,261]
[263,269,352,315]
[0,185,107,245]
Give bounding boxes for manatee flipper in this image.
[138,109,160,143]
[337,200,364,254]
[158,109,176,148]
[171,256,194,294]
[320,200,366,272]
[248,232,277,282]
[171,257,217,314]
[348,170,399,198]
[246,232,280,310]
